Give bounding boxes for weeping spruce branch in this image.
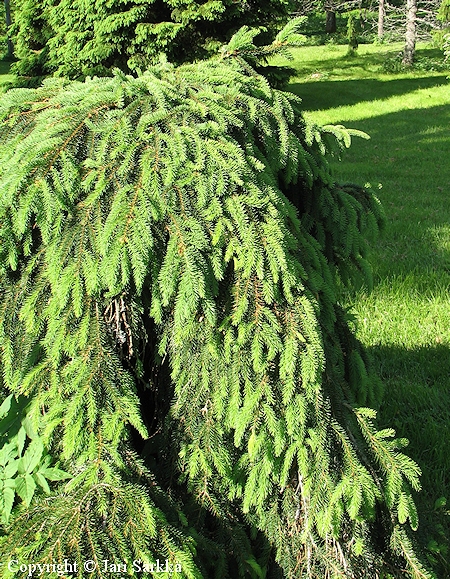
[0,24,433,579]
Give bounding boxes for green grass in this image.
[284,43,450,575]
[0,59,15,92]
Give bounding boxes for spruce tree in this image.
[437,0,450,48]
[10,0,294,80]
[438,0,450,24]
[0,24,434,579]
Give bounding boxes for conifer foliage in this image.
[0,26,434,579]
[10,0,294,79]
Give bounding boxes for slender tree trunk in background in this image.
[378,0,385,40]
[326,10,337,32]
[402,0,417,65]
[4,0,13,58]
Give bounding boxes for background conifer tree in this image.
[437,0,450,47]
[10,0,295,79]
[438,0,450,24]
[0,23,434,579]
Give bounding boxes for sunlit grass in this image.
[285,43,450,575]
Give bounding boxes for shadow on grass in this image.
[367,342,450,575]
[0,59,15,92]
[289,75,449,111]
[0,60,11,76]
[372,342,450,500]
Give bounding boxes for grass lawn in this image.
[0,60,15,92]
[282,42,450,575]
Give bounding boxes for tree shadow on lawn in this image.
[289,75,449,111]
[0,61,11,75]
[366,342,450,575]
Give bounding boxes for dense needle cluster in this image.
[0,27,433,579]
[10,0,294,79]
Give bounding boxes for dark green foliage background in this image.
[9,0,294,79]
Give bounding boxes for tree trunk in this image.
[4,0,13,58]
[325,10,337,33]
[378,0,385,41]
[402,0,417,65]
